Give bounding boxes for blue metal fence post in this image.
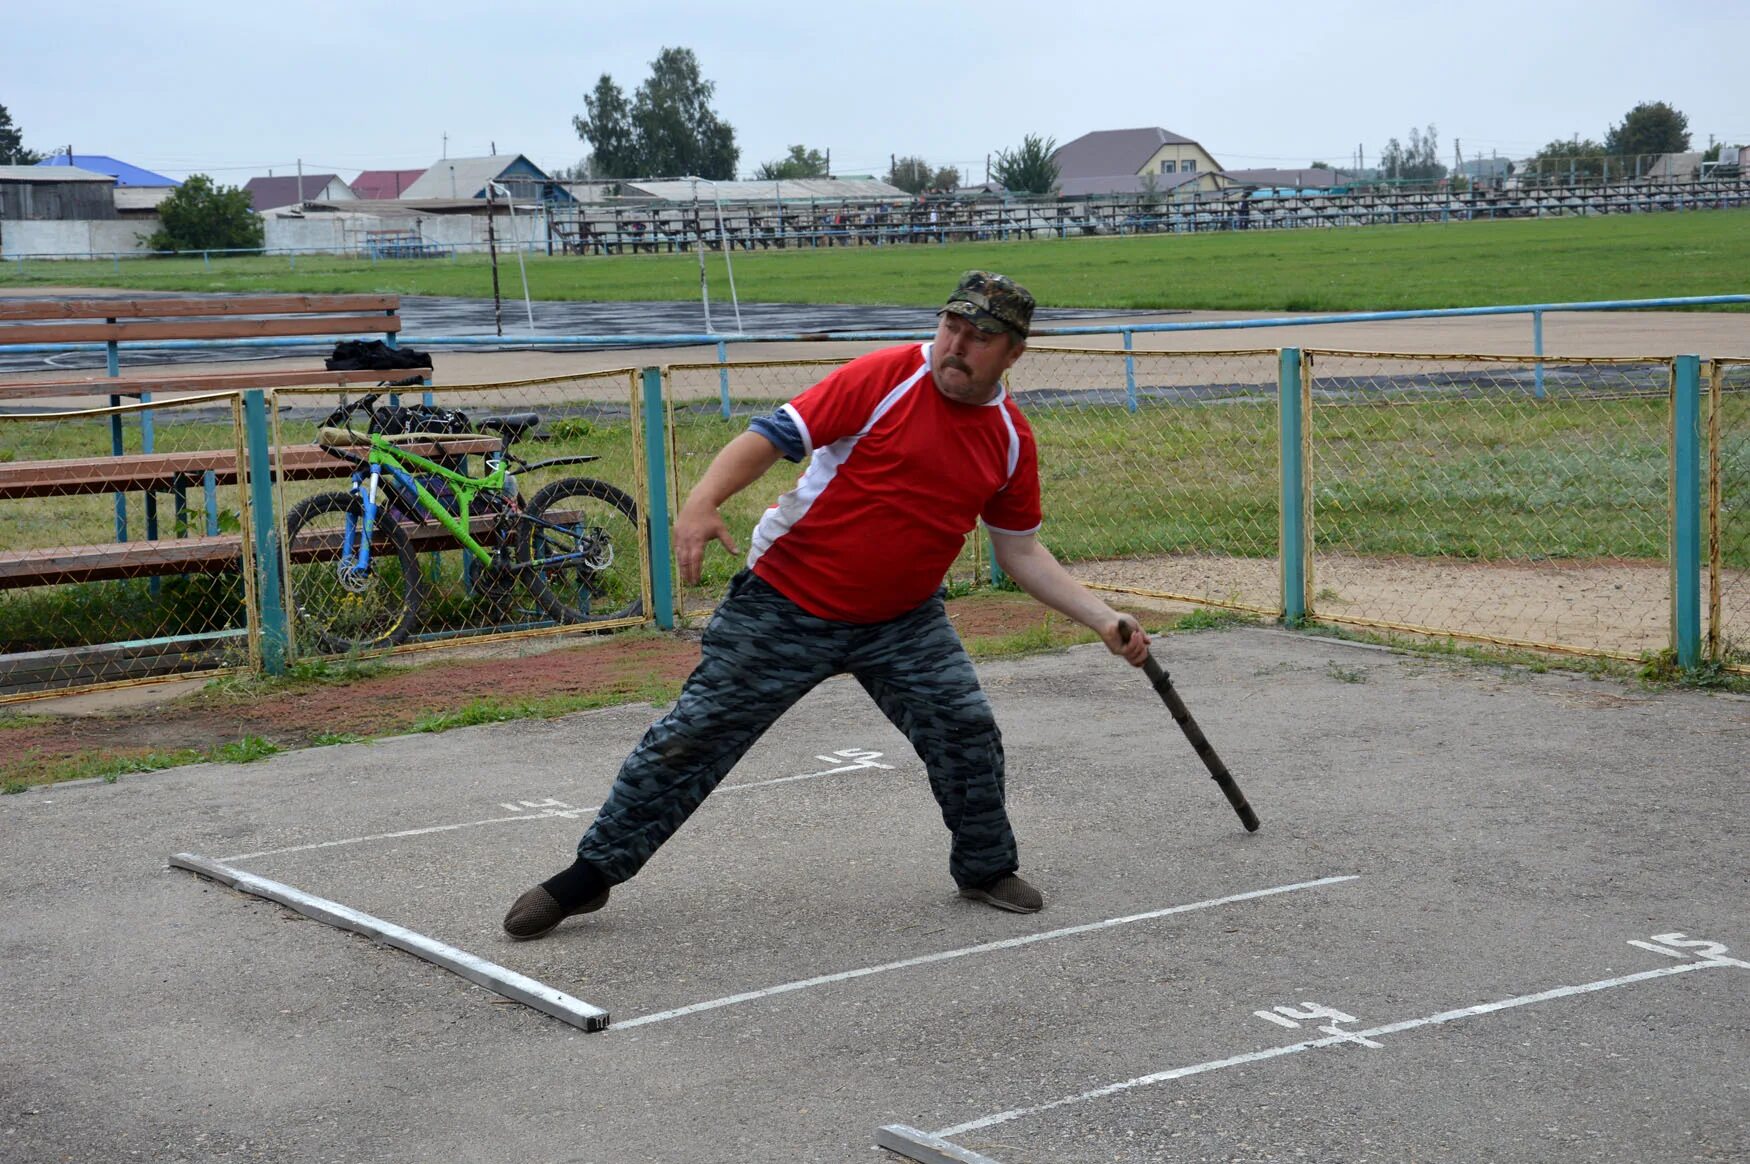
[242,389,288,675]
[716,339,731,420]
[1672,355,1703,669]
[1279,348,1308,626]
[1123,329,1138,413]
[640,366,676,629]
[1532,309,1546,399]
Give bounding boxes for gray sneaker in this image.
[958,873,1043,913]
[502,884,610,940]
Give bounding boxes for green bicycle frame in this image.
[364,436,504,565]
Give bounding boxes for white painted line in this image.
[168,852,611,1032]
[221,810,589,861]
[1627,939,1690,959]
[875,1124,1007,1164]
[936,957,1738,1138]
[614,875,1359,1030]
[220,748,898,861]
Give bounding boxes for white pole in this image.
[711,180,743,332]
[489,181,535,333]
[691,176,714,334]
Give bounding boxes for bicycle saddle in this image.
[477,413,540,439]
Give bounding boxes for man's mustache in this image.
[941,356,972,374]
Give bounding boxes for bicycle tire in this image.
[282,491,423,653]
[517,477,644,624]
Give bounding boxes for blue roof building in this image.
[36,154,180,188]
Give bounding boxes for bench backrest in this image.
[0,294,404,347]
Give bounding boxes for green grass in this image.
[3,211,1746,313]
[408,680,683,732]
[0,734,281,792]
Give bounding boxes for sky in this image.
[9,0,1749,184]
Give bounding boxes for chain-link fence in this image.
[269,370,648,661]
[1301,351,1675,659]
[1712,359,1750,671]
[666,348,1285,623]
[4,341,1738,701]
[1014,347,1283,616]
[0,392,256,698]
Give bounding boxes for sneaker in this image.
[958,873,1043,914]
[502,884,610,940]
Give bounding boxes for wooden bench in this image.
[0,294,431,403]
[0,436,500,591]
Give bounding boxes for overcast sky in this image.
[10,0,1748,183]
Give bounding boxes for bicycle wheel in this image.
[282,491,422,653]
[517,477,644,624]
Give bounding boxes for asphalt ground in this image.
[3,627,1745,1163]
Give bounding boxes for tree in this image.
[630,47,738,179]
[1528,138,1608,182]
[754,145,828,181]
[1376,125,1446,183]
[0,102,42,165]
[571,49,739,180]
[887,155,929,193]
[143,175,264,253]
[1605,101,1690,158]
[931,164,962,192]
[992,134,1059,195]
[573,75,636,178]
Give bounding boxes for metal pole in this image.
[1279,348,1308,626]
[1532,309,1546,399]
[1671,355,1702,670]
[640,366,676,630]
[1123,329,1138,413]
[242,389,288,675]
[485,185,503,337]
[716,339,731,420]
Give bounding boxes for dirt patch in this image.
[1068,552,1715,658]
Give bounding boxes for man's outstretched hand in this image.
[675,502,737,586]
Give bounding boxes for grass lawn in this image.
[2,210,1746,313]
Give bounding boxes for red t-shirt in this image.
[748,342,1042,623]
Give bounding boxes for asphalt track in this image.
[3,627,1745,1162]
[0,295,1164,374]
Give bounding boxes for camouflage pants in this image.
[575,570,1017,889]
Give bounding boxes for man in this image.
[504,271,1150,940]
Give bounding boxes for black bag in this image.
[325,339,433,371]
[369,403,471,436]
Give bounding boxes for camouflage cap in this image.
[938,270,1035,340]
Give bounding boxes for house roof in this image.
[1053,128,1213,180]
[35,154,179,186]
[621,177,908,202]
[351,169,428,199]
[399,155,557,200]
[1056,171,1221,197]
[1224,168,1342,188]
[243,174,347,210]
[0,164,116,183]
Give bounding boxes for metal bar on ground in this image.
[167,852,611,1032]
[875,1124,1007,1164]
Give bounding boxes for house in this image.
[398,155,573,203]
[1051,128,1231,196]
[243,173,356,212]
[351,169,428,200]
[0,164,117,221]
[1224,168,1344,190]
[35,153,180,213]
[35,153,179,188]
